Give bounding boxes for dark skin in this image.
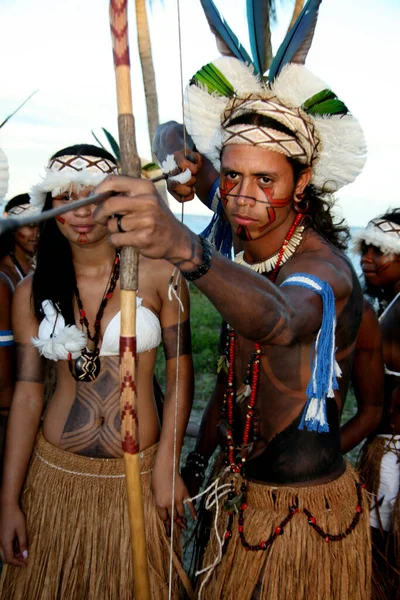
[0,224,39,287]
[342,299,384,454]
[0,274,14,412]
[361,243,400,434]
[93,146,363,491]
[155,125,381,459]
[359,240,400,596]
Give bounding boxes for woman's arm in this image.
[151,267,196,527]
[0,276,45,566]
[341,300,384,454]
[0,276,14,411]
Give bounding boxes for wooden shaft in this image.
[110,1,151,598]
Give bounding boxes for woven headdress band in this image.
[6,203,40,219]
[29,154,118,210]
[221,95,319,166]
[353,218,400,256]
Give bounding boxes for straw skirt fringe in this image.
[197,463,371,600]
[0,431,181,600]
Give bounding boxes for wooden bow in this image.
[109,1,151,598]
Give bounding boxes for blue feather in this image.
[268,0,322,82]
[200,0,254,67]
[246,0,272,76]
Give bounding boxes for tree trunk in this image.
[135,0,159,161]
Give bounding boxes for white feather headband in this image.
[353,218,400,256]
[29,154,118,210]
[184,57,367,193]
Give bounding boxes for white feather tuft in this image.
[270,64,327,107]
[169,169,192,185]
[312,115,367,191]
[29,169,109,210]
[161,154,178,174]
[352,228,400,256]
[31,300,86,361]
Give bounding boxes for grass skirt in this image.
[196,463,371,600]
[358,436,400,600]
[0,431,181,600]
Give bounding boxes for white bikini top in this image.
[32,298,161,361]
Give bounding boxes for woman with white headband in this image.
[0,143,194,599]
[354,209,400,598]
[0,195,39,478]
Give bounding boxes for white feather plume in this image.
[31,300,86,361]
[29,169,109,210]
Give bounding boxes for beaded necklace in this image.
[68,253,120,382]
[221,214,364,553]
[234,216,304,274]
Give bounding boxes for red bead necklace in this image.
[223,213,303,473]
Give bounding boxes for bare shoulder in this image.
[13,273,33,303]
[12,274,36,328]
[277,230,353,301]
[0,272,13,300]
[141,256,177,281]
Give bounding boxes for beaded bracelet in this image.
[181,236,212,282]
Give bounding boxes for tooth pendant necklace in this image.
[234,215,304,275]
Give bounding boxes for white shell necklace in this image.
[234,224,304,274]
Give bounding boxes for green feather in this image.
[193,63,234,97]
[101,128,121,161]
[306,99,348,116]
[141,162,159,172]
[302,88,348,116]
[302,88,336,110]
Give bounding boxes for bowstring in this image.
[168,0,188,597]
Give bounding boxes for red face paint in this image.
[257,188,292,233]
[56,216,66,225]
[77,233,90,245]
[220,179,239,208]
[16,231,26,240]
[236,225,253,241]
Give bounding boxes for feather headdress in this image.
[353,218,400,257]
[184,57,366,193]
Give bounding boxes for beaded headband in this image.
[353,218,400,256]
[30,154,118,210]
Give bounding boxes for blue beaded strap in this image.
[280,273,340,433]
[0,330,14,347]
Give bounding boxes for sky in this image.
[0,0,399,225]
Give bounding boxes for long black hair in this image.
[224,112,350,251]
[32,144,117,324]
[0,193,31,260]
